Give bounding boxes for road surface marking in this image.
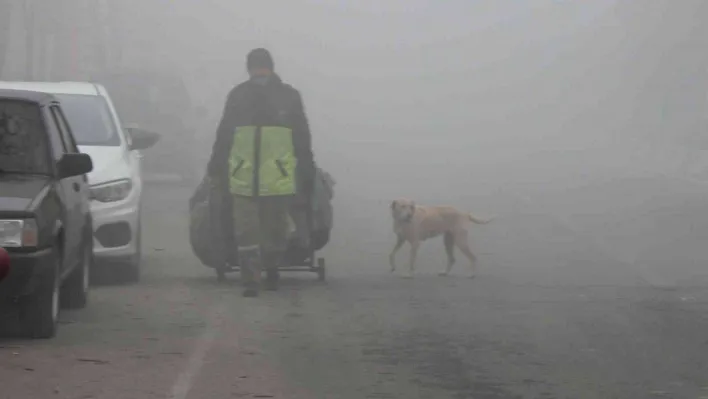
[170,303,227,399]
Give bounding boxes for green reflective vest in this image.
[228,125,297,197]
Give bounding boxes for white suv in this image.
[0,81,159,281]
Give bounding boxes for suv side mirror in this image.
[58,153,93,179]
[125,126,160,150]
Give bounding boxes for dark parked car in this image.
[0,89,94,338]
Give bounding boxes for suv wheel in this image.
[61,242,92,309]
[23,247,60,339]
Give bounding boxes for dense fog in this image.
[2,0,708,286]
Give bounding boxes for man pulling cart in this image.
[201,48,320,297]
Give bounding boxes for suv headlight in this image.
[90,179,133,203]
[0,219,38,247]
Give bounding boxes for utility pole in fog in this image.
[96,0,111,71]
[0,0,12,78]
[23,0,35,80]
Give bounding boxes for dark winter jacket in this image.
[206,74,315,199]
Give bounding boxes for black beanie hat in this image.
[247,48,274,71]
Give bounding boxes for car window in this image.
[0,100,51,175]
[43,106,65,161]
[50,105,77,154]
[56,107,80,153]
[55,94,120,146]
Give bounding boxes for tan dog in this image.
[389,199,493,278]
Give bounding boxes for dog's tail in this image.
[468,214,495,224]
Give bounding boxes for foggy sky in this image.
[4,0,706,182]
[114,0,704,209]
[134,0,704,159]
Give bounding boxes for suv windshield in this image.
[55,94,120,146]
[0,100,50,175]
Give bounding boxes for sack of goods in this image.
[188,165,335,269]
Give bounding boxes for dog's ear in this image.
[390,200,397,210]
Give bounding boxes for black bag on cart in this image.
[189,166,335,268]
[188,176,228,268]
[286,167,336,263]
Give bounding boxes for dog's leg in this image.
[439,232,456,276]
[405,241,420,279]
[389,235,405,272]
[454,231,478,278]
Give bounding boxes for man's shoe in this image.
[243,281,260,297]
[264,277,279,291]
[263,253,282,291]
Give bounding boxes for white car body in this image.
[0,81,144,266]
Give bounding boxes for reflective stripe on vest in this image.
[228,125,297,197]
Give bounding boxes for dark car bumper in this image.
[0,248,54,299]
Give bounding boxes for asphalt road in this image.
[3,149,708,398]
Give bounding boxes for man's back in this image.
[226,76,300,127]
[208,74,314,189]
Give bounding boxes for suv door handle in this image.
[72,182,80,192]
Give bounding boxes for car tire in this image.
[216,267,227,282]
[123,220,142,283]
[22,246,61,339]
[61,241,92,309]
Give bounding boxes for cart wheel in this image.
[317,258,326,281]
[216,267,227,282]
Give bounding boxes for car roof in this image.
[0,88,58,104]
[0,81,106,97]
